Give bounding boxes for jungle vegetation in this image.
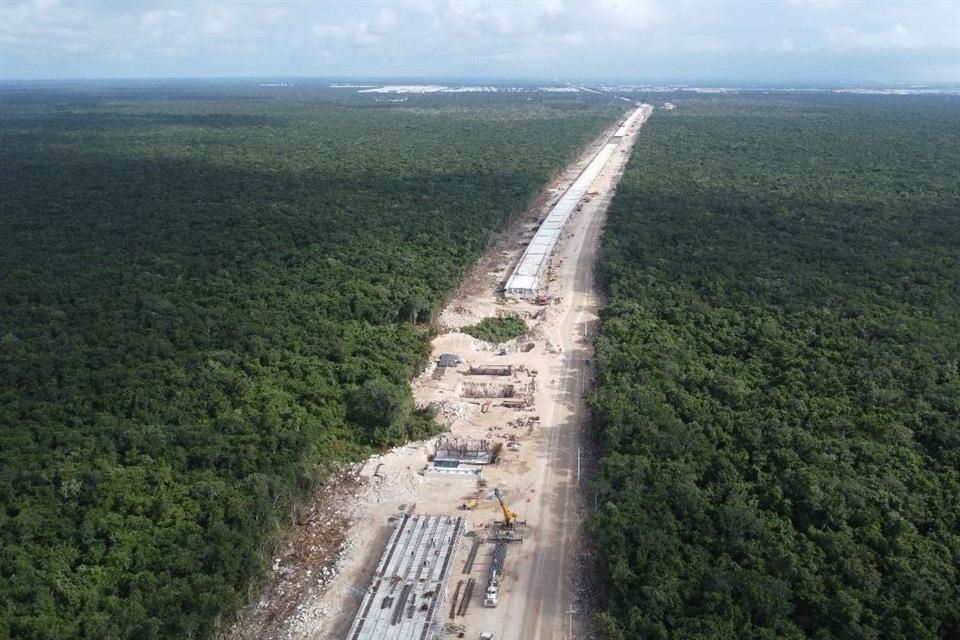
[462,316,528,343]
[0,83,622,639]
[589,95,960,639]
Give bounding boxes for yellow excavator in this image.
[494,488,520,530]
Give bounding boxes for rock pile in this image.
[434,399,470,422]
[437,305,481,330]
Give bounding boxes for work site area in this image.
[223,102,653,640]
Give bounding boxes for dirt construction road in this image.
[515,180,603,640]
[220,104,651,640]
[493,110,647,640]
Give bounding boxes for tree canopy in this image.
[0,83,622,639]
[589,94,960,640]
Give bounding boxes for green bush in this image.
[462,316,528,343]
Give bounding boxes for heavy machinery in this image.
[461,499,478,510]
[483,573,500,607]
[494,488,522,530]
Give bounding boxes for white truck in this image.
[482,571,500,607]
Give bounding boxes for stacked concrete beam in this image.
[346,514,464,640]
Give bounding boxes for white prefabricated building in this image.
[503,104,645,297]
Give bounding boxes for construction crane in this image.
[494,488,519,530]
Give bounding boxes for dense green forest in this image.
[589,95,960,639]
[0,83,622,638]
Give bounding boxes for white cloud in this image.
[1,0,958,80]
[822,23,926,51]
[561,31,587,47]
[787,0,843,10]
[595,0,664,31]
[371,8,399,34]
[141,9,184,27]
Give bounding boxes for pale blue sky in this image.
[1,0,958,83]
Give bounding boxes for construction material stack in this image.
[482,542,509,608]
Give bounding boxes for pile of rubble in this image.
[219,470,363,640]
[433,399,471,422]
[527,308,557,340]
[471,338,497,352]
[437,304,481,330]
[236,445,430,640]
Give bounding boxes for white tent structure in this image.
[503,105,646,297]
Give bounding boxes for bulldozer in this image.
[461,499,478,510]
